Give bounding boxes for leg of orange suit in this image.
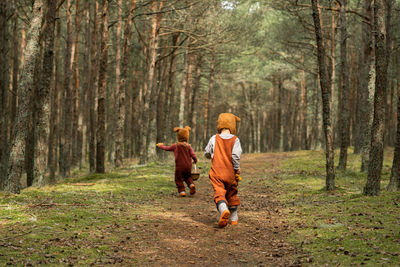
[209,174,228,204]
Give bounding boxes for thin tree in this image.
[96,0,109,173]
[337,0,350,170]
[364,0,388,196]
[60,0,73,177]
[387,82,400,191]
[311,0,335,190]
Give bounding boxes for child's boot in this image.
[229,206,238,225]
[189,184,196,195]
[217,201,230,228]
[179,191,186,197]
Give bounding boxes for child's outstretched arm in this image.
[156,143,176,151]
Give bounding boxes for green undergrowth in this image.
[274,148,400,266]
[0,159,186,266]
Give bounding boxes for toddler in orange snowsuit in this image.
[157,126,198,197]
[205,113,242,228]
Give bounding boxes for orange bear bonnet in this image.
[217,113,241,134]
[174,126,191,142]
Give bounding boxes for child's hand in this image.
[235,173,242,182]
[235,169,241,175]
[156,143,164,147]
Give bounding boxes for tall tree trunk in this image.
[72,0,82,167]
[139,1,163,164]
[81,0,91,167]
[34,0,57,186]
[311,0,335,190]
[300,57,308,150]
[60,0,73,177]
[114,0,123,167]
[0,0,9,180]
[48,8,61,183]
[116,0,135,167]
[166,33,179,144]
[189,55,202,149]
[10,8,19,138]
[205,47,215,142]
[337,0,350,170]
[96,0,109,173]
[88,1,100,173]
[178,51,188,127]
[387,69,400,191]
[355,0,373,156]
[364,0,388,196]
[5,0,44,193]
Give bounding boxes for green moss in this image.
[274,148,400,266]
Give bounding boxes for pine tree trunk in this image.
[387,69,400,191]
[34,0,57,186]
[337,0,350,170]
[364,0,388,196]
[166,33,180,144]
[96,0,109,173]
[88,1,100,173]
[60,0,73,177]
[300,57,308,150]
[139,1,163,164]
[205,47,215,141]
[48,8,61,183]
[5,0,44,193]
[311,0,335,190]
[72,0,81,168]
[116,0,136,167]
[0,1,9,178]
[354,0,373,155]
[178,52,188,127]
[10,9,19,137]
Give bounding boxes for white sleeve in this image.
[232,137,242,170]
[204,135,216,159]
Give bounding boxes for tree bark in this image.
[311,0,335,190]
[5,0,44,193]
[300,57,308,150]
[139,1,163,164]
[116,0,136,167]
[0,0,9,179]
[205,47,216,142]
[96,0,109,173]
[48,8,61,183]
[88,1,100,173]
[34,0,57,186]
[364,0,388,196]
[72,0,82,168]
[60,0,73,177]
[337,0,350,170]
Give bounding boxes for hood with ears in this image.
[174,126,191,142]
[217,113,241,134]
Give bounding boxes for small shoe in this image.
[230,220,238,225]
[218,209,231,228]
[189,184,196,195]
[179,191,186,197]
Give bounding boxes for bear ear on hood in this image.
[235,116,241,122]
[174,127,180,132]
[184,126,191,132]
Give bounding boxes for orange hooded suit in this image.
[205,113,242,207]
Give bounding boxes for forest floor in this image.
[0,149,400,266]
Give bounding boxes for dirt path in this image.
[129,153,299,266]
